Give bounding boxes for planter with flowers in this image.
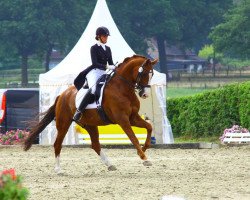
[220,125,250,144]
[0,130,30,145]
[0,169,29,200]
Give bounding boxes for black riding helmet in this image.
[95,26,110,40]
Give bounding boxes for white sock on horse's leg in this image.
[54,156,61,173]
[100,150,112,167]
[99,150,117,171]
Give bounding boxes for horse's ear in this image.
[151,58,158,66]
[145,58,151,63]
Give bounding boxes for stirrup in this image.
[83,81,89,89]
[73,110,82,122]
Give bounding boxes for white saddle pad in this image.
[75,84,105,109]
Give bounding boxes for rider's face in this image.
[100,35,108,44]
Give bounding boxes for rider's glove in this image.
[106,65,116,70]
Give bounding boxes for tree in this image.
[198,45,215,60]
[0,0,43,86]
[109,0,179,77]
[107,0,147,54]
[0,43,20,70]
[109,0,232,78]
[170,0,233,52]
[0,0,92,86]
[209,0,250,59]
[38,0,94,71]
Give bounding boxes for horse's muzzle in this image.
[139,87,150,99]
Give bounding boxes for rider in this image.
[73,26,116,122]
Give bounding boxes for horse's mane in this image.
[117,54,147,68]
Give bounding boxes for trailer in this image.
[0,88,39,140]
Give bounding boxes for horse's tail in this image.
[23,96,60,151]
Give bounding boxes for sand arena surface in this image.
[0,145,250,200]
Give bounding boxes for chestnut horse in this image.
[24,55,158,173]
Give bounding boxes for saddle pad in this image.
[75,84,105,109]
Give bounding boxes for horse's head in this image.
[133,57,158,99]
[136,59,158,99]
[116,55,158,99]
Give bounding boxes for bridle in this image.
[135,60,154,91]
[115,60,154,92]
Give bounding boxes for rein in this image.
[115,73,135,89]
[114,60,153,91]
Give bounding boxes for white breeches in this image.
[86,68,106,94]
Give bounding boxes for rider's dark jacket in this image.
[91,44,114,70]
[74,44,114,90]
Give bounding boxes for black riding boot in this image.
[73,90,95,122]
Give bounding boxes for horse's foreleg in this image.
[118,118,150,165]
[130,114,152,152]
[85,125,117,171]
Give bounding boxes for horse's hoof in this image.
[108,165,117,171]
[143,160,152,166]
[54,167,62,174]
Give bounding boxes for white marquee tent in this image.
[39,0,173,145]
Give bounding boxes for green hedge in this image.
[167,81,250,138]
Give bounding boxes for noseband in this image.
[115,60,154,92]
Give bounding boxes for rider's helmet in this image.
[95,26,110,40]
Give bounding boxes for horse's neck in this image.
[118,58,144,81]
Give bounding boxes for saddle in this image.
[75,71,115,124]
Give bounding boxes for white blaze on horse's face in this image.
[138,67,153,99]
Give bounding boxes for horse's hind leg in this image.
[54,116,72,174]
[84,125,117,171]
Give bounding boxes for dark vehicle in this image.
[0,89,39,138]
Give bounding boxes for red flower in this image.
[2,169,17,180]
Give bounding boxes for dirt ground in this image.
[0,145,249,200]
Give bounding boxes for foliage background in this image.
[0,0,239,85]
[167,81,250,138]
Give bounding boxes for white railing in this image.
[222,132,250,144]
